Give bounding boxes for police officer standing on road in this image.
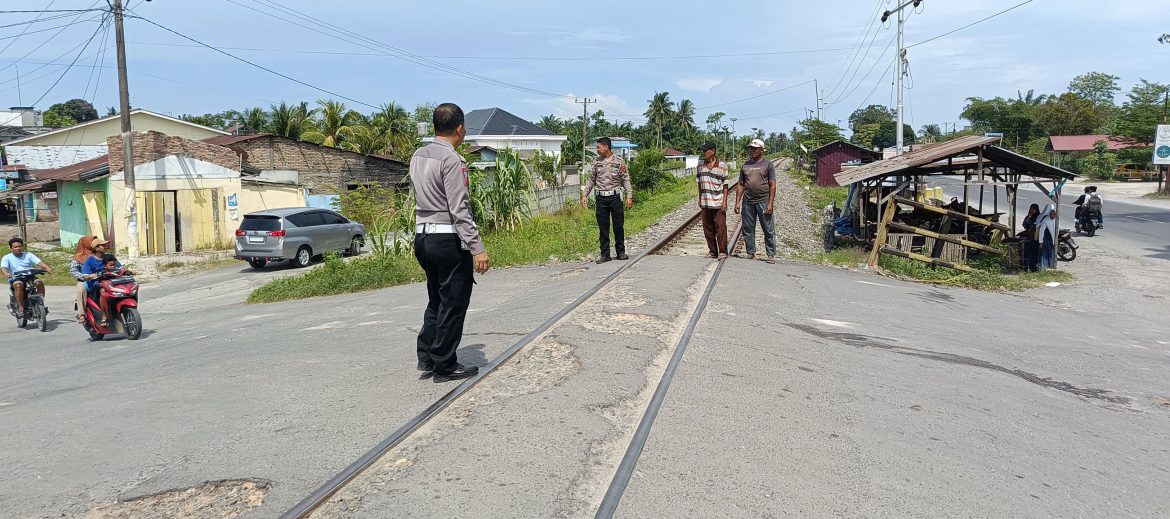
[409,103,488,383]
[580,137,633,264]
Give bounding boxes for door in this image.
[319,210,350,250]
[82,191,108,239]
[136,191,178,255]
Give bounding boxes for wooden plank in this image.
[880,246,977,272]
[887,222,1004,255]
[893,195,1012,233]
[867,197,898,268]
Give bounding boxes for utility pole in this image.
[882,0,921,157]
[730,117,738,166]
[814,79,820,120]
[113,0,138,260]
[575,98,596,181]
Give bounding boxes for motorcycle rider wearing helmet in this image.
[2,237,53,316]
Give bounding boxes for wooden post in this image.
[867,196,897,268]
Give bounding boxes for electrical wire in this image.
[227,0,573,99]
[733,108,805,121]
[907,0,1035,48]
[128,14,382,110]
[849,57,896,117]
[0,12,85,30]
[697,79,816,110]
[28,12,110,108]
[0,1,105,75]
[822,0,887,101]
[828,33,897,106]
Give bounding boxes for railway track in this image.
[281,187,748,518]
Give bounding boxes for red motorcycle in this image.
[78,271,142,341]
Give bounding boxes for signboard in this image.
[1,170,19,179]
[1154,124,1170,166]
[226,193,238,207]
[41,191,58,199]
[0,178,7,190]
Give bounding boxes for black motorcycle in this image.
[1077,208,1101,237]
[1057,229,1077,261]
[7,268,49,331]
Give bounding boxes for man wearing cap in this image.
[696,141,729,258]
[735,139,777,260]
[580,137,633,263]
[409,102,488,383]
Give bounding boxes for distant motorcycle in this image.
[1078,208,1101,237]
[1057,229,1077,261]
[7,268,49,331]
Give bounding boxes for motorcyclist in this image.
[82,252,133,327]
[1072,186,1103,232]
[2,237,54,316]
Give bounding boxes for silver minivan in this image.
[234,208,366,269]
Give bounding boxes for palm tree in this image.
[1017,89,1047,106]
[537,114,563,134]
[342,125,389,155]
[226,107,269,133]
[644,91,674,149]
[369,102,415,157]
[267,101,315,140]
[303,100,361,148]
[675,99,696,134]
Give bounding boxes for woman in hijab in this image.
[69,236,98,322]
[1036,203,1058,270]
[1021,204,1041,272]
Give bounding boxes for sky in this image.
[1,0,1167,137]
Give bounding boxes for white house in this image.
[463,108,566,157]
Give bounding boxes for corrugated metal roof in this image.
[1047,135,1143,152]
[834,135,1073,185]
[29,155,109,181]
[4,145,108,169]
[9,178,55,193]
[810,140,881,157]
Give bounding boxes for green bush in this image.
[247,251,424,303]
[629,149,673,192]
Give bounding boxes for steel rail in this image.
[281,189,719,518]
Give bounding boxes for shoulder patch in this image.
[462,166,469,186]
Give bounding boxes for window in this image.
[286,211,324,227]
[321,212,348,225]
[240,215,280,231]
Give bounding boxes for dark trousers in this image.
[413,233,474,373]
[740,202,776,256]
[595,194,625,258]
[1022,239,1039,272]
[700,207,728,255]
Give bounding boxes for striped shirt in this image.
[696,160,728,209]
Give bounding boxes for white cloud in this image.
[752,79,775,88]
[552,27,630,48]
[675,77,724,93]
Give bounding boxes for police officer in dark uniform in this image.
[409,103,489,383]
[580,137,634,263]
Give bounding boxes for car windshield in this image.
[240,216,281,231]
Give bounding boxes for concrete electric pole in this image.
[575,98,596,177]
[113,0,139,260]
[882,0,921,157]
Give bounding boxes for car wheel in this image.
[294,246,313,268]
[248,259,267,269]
[347,235,363,257]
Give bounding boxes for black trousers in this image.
[595,194,625,257]
[413,233,474,373]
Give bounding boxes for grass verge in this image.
[784,167,848,222]
[246,179,698,304]
[1142,191,1170,200]
[878,253,1075,291]
[0,245,76,286]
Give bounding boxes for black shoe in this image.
[596,256,612,264]
[433,364,479,383]
[417,361,434,372]
[616,253,629,260]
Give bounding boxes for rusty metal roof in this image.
[834,135,1074,185]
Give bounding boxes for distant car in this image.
[234,208,365,269]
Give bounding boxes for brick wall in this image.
[229,135,407,193]
[108,131,241,174]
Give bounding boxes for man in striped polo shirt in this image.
[696,140,729,259]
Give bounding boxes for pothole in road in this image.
[81,479,269,519]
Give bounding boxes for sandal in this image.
[704,252,717,258]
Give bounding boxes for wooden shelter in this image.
[833,135,1076,271]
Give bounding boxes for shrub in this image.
[629,149,673,192]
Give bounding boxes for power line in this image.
[828,33,897,106]
[29,12,110,108]
[0,1,105,75]
[0,9,103,13]
[128,14,382,109]
[850,57,896,118]
[0,11,86,29]
[226,0,573,99]
[907,0,1036,48]
[125,40,861,61]
[697,79,816,110]
[822,0,888,101]
[733,108,805,121]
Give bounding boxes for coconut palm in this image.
[644,91,674,149]
[342,125,389,155]
[369,102,415,156]
[537,114,564,134]
[226,107,269,133]
[675,99,696,134]
[267,101,315,140]
[303,100,361,148]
